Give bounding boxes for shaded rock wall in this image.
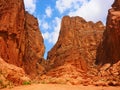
[0,0,45,77]
[96,0,120,65]
[23,12,45,76]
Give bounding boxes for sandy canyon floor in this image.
[1,84,120,90]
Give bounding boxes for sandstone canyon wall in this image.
[42,0,120,86]
[39,16,105,85]
[96,0,120,65]
[46,16,105,71]
[0,0,45,77]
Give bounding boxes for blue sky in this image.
[24,0,114,58]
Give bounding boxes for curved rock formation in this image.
[0,0,45,77]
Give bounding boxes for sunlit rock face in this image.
[0,57,30,87]
[39,16,105,85]
[47,16,105,71]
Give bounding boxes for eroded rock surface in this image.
[0,58,30,88]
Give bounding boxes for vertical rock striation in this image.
[24,12,45,76]
[0,0,25,66]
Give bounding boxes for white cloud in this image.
[42,22,49,30]
[56,0,87,14]
[45,6,52,17]
[38,18,42,27]
[41,0,114,45]
[38,16,50,30]
[69,0,114,24]
[49,17,61,44]
[56,0,114,24]
[24,0,36,14]
[42,17,61,44]
[42,32,50,40]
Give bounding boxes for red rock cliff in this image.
[96,0,120,65]
[0,0,45,77]
[47,16,105,71]
[39,16,104,85]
